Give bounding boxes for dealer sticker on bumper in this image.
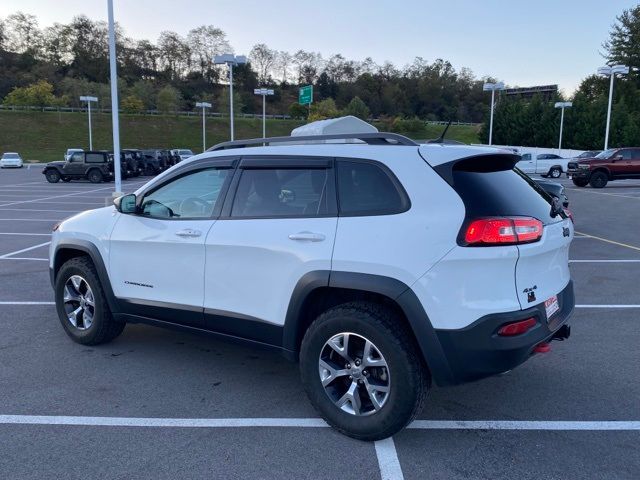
[545,295,560,320]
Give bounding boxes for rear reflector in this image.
[464,217,543,246]
[497,317,537,336]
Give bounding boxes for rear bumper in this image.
[434,280,574,384]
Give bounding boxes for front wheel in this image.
[300,302,429,441]
[572,178,588,187]
[45,170,61,183]
[589,171,608,188]
[548,167,562,178]
[55,257,125,345]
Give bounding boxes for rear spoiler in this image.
[431,153,521,186]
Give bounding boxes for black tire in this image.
[589,171,608,188]
[45,169,61,183]
[87,169,103,184]
[300,302,429,441]
[548,167,562,178]
[572,178,588,187]
[55,257,125,345]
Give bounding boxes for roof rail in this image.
[207,132,418,151]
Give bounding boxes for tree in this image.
[3,80,62,106]
[156,85,182,112]
[308,98,339,121]
[275,51,293,84]
[249,43,276,84]
[603,5,640,69]
[288,102,308,119]
[344,96,370,120]
[157,31,191,80]
[121,95,144,113]
[4,12,41,55]
[187,25,230,82]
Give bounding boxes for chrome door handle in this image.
[288,232,326,242]
[175,229,202,238]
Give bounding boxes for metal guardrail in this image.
[0,104,293,120]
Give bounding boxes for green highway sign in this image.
[299,85,313,105]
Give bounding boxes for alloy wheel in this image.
[63,275,95,330]
[318,332,390,416]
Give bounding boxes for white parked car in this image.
[0,152,24,168]
[49,133,574,440]
[516,153,569,178]
[65,148,84,162]
[172,149,194,162]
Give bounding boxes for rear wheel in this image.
[589,171,608,188]
[55,257,125,345]
[572,178,588,187]
[87,169,103,184]
[45,169,61,183]
[300,302,429,441]
[548,167,562,178]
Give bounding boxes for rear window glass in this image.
[337,161,407,216]
[451,166,559,224]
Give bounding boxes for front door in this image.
[63,152,86,177]
[109,166,233,327]
[517,153,535,173]
[203,157,337,342]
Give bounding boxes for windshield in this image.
[179,150,193,155]
[595,149,617,159]
[3,153,19,158]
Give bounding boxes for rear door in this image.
[203,156,337,339]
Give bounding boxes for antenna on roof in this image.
[427,120,452,144]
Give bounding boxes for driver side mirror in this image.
[114,193,137,214]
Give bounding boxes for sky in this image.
[1,0,637,95]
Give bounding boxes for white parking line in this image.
[570,259,640,263]
[0,301,54,305]
[0,257,48,261]
[0,233,51,236]
[0,415,638,431]
[0,208,83,213]
[0,241,51,258]
[0,185,114,207]
[576,304,640,308]
[374,438,404,480]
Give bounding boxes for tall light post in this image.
[213,54,247,141]
[195,102,211,152]
[107,0,122,195]
[254,88,274,138]
[554,101,572,155]
[79,96,98,150]
[597,64,629,150]
[483,82,505,146]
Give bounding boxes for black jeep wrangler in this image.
[43,151,114,184]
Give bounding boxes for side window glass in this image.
[141,168,229,219]
[620,150,632,160]
[70,153,83,163]
[231,168,329,218]
[86,153,104,163]
[337,161,406,216]
[521,153,531,161]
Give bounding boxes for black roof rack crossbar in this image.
[207,132,418,151]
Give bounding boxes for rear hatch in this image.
[430,151,573,312]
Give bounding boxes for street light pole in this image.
[254,88,274,138]
[214,54,247,141]
[597,65,630,150]
[554,101,572,155]
[79,96,98,150]
[195,101,211,152]
[107,0,122,195]
[483,82,505,146]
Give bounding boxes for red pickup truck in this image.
[567,147,640,188]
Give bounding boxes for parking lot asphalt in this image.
[1,167,639,479]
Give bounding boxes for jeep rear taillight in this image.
[464,217,543,246]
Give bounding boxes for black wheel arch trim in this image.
[51,239,121,313]
[283,270,456,386]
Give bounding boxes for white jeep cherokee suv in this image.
[49,132,574,440]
